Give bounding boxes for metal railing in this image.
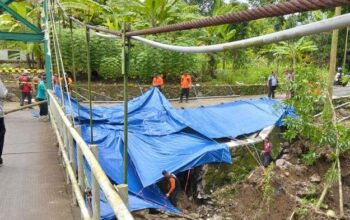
[47,90,133,220]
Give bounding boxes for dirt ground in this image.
[207,140,350,220]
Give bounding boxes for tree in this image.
[270,37,318,72]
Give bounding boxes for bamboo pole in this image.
[4,100,47,115]
[318,7,343,211]
[342,26,349,70]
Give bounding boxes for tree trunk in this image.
[342,26,349,70]
[223,52,226,71]
[325,7,341,104]
[208,53,216,79]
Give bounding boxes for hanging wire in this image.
[49,2,65,106]
[69,17,81,124]
[85,27,94,144]
[49,1,75,126]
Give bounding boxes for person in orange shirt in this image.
[152,73,164,92]
[162,170,180,207]
[180,72,192,103]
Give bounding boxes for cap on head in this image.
[338,67,342,71]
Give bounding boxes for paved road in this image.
[0,103,78,220]
[333,85,350,98]
[172,85,350,108]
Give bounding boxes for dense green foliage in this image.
[1,0,350,85]
[99,57,121,80]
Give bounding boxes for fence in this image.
[47,90,133,220]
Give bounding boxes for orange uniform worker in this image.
[180,72,192,103]
[152,73,164,92]
[162,170,180,207]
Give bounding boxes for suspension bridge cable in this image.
[49,5,65,106]
[55,0,350,38]
[69,18,81,123]
[49,2,75,125]
[126,0,350,36]
[93,13,350,53]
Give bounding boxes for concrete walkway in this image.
[0,103,78,220]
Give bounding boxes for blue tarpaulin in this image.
[177,98,291,139]
[55,86,292,219]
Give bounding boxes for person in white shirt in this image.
[334,67,342,85]
[267,72,278,99]
[0,78,8,166]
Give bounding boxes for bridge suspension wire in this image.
[49,1,75,125]
[93,13,350,53]
[56,0,350,38]
[126,0,350,36]
[69,17,81,123]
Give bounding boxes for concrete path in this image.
[0,103,78,220]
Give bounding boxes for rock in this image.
[226,172,234,178]
[294,165,308,176]
[326,210,336,218]
[283,148,290,154]
[310,174,321,183]
[276,159,286,168]
[276,159,292,169]
[338,109,348,117]
[283,142,290,148]
[281,154,291,160]
[285,171,290,177]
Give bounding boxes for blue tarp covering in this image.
[55,86,292,219]
[177,98,291,139]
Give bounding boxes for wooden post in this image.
[90,145,100,220]
[76,125,86,193]
[115,184,128,208]
[68,115,77,206]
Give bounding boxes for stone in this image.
[283,148,290,154]
[326,210,336,218]
[310,174,321,183]
[283,142,290,148]
[338,109,348,117]
[276,159,292,169]
[285,171,290,177]
[281,154,291,160]
[295,165,307,176]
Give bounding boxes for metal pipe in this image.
[49,110,91,220]
[85,27,94,144]
[130,13,350,53]
[48,90,133,220]
[122,23,129,185]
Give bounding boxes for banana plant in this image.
[270,37,318,72]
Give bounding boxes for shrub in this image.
[99,57,121,80]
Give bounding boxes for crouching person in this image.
[162,170,180,207]
[262,138,273,168]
